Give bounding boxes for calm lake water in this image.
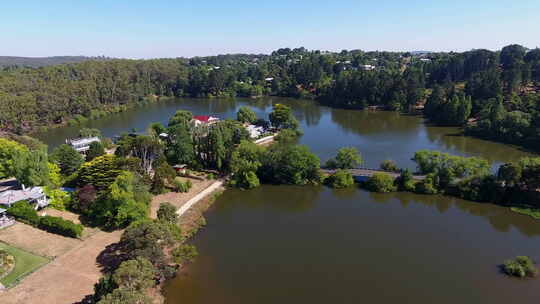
[37,97,540,303]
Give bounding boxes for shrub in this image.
[39,215,84,238]
[237,106,257,124]
[325,147,362,169]
[172,244,198,264]
[173,179,192,193]
[275,129,299,143]
[6,201,40,226]
[325,170,355,189]
[380,160,400,172]
[502,256,538,278]
[365,173,397,193]
[207,173,216,180]
[44,187,72,210]
[395,169,416,191]
[414,174,439,194]
[0,250,15,278]
[157,202,178,224]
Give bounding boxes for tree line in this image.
[1,44,540,151]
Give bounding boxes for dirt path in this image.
[1,230,122,304]
[176,180,223,216]
[1,178,223,304]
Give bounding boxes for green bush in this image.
[173,179,192,193]
[502,256,538,278]
[6,201,40,226]
[325,170,355,189]
[395,169,416,191]
[39,215,83,238]
[364,173,397,193]
[172,244,198,264]
[67,114,88,126]
[414,174,439,194]
[380,160,400,172]
[44,187,72,210]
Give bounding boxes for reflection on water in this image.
[164,185,540,304]
[37,97,534,167]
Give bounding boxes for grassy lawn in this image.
[510,207,540,220]
[0,242,50,287]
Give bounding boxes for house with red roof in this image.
[191,115,220,126]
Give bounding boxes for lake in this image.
[37,97,540,303]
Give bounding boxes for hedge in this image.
[39,216,83,238]
[6,201,83,238]
[6,201,40,226]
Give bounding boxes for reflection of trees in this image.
[257,97,322,127]
[216,184,323,213]
[424,125,533,165]
[366,191,540,237]
[330,109,420,136]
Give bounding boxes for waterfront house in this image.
[0,187,49,210]
[191,115,220,127]
[66,137,101,153]
[246,124,265,139]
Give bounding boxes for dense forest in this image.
[1,45,539,150]
[0,56,111,68]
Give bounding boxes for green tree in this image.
[75,155,124,191]
[269,103,299,131]
[395,169,415,191]
[380,160,399,172]
[230,140,263,189]
[79,128,101,138]
[168,110,192,127]
[147,122,166,138]
[0,138,28,179]
[165,123,195,165]
[259,144,321,185]
[172,244,198,264]
[92,171,150,228]
[112,257,156,290]
[50,144,84,176]
[365,173,397,193]
[236,106,257,124]
[97,287,151,304]
[13,148,49,187]
[151,161,176,194]
[47,162,63,188]
[120,220,181,268]
[326,147,362,169]
[156,202,178,224]
[325,169,355,188]
[87,141,105,161]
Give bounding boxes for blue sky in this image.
[2,0,539,58]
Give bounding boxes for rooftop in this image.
[0,187,46,207]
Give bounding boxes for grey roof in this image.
[0,187,46,206]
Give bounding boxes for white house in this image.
[360,64,376,71]
[0,187,49,210]
[66,137,101,153]
[246,124,264,139]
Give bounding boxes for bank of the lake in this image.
[34,97,539,303]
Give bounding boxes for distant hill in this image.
[0,56,112,68]
[409,51,433,55]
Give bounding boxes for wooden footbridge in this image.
[321,168,425,182]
